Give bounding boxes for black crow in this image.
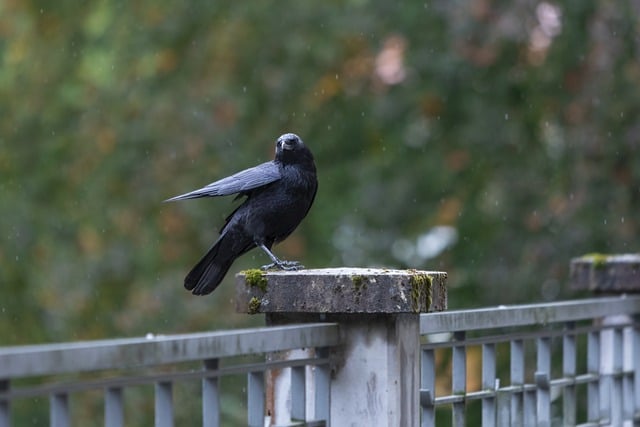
[166,133,317,295]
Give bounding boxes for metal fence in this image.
[1,295,639,426]
[420,295,640,426]
[0,324,339,427]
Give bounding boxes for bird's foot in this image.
[260,260,304,271]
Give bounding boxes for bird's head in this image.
[275,133,315,167]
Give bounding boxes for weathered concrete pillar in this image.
[570,254,640,427]
[236,267,447,427]
[570,253,640,294]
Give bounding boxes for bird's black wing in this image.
[165,161,281,202]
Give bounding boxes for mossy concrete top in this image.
[570,254,640,292]
[236,267,447,314]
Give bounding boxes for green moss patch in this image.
[242,269,268,292]
[248,296,262,314]
[581,253,610,269]
[351,275,367,292]
[409,272,433,313]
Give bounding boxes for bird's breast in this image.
[240,175,315,241]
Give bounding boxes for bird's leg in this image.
[257,243,304,271]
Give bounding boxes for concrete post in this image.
[236,268,447,427]
[570,253,640,293]
[570,254,640,427]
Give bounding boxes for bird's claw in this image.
[260,260,304,271]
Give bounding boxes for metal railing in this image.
[419,295,640,426]
[0,323,339,427]
[1,296,639,426]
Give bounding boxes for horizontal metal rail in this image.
[0,323,340,378]
[429,372,621,406]
[420,295,640,334]
[421,322,634,348]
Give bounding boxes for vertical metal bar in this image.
[421,348,436,427]
[634,321,640,422]
[522,389,536,427]
[247,371,265,427]
[510,339,524,427]
[518,339,534,427]
[291,365,306,421]
[496,389,511,426]
[0,380,9,427]
[482,343,496,426]
[536,337,550,427]
[611,327,623,426]
[50,393,70,427]
[587,330,600,423]
[623,324,634,423]
[314,348,331,426]
[105,387,124,427]
[562,323,576,426]
[202,359,220,427]
[305,364,314,421]
[452,331,466,427]
[599,327,612,423]
[154,381,173,427]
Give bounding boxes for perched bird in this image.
[166,133,317,295]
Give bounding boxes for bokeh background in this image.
[2,1,639,345]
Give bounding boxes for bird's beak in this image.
[277,133,301,151]
[282,141,295,150]
[278,139,296,151]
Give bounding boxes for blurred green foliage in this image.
[1,0,639,349]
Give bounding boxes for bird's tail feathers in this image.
[185,239,235,295]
